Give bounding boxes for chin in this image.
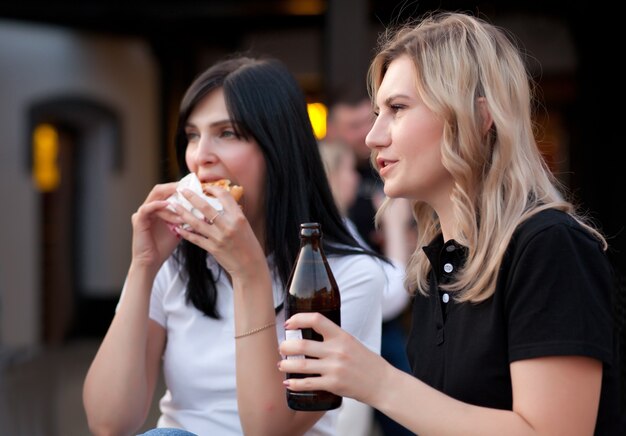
[383,183,402,199]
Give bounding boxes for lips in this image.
[376,157,397,177]
[197,174,229,184]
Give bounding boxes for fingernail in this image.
[282,380,290,387]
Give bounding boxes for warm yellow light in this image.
[307,102,327,140]
[32,123,61,192]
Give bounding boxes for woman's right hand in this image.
[130,183,182,273]
[278,312,390,405]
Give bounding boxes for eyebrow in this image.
[384,94,411,105]
[185,119,232,129]
[374,93,412,111]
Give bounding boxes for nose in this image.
[365,115,390,150]
[189,135,219,167]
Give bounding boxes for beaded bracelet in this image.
[234,322,276,339]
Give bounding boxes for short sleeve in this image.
[148,257,183,328]
[329,254,385,355]
[505,221,614,364]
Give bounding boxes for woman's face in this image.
[184,88,266,225]
[366,55,453,209]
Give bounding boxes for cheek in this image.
[185,147,198,173]
[236,153,267,209]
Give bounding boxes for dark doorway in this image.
[29,97,122,344]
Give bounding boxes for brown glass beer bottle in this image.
[285,222,342,411]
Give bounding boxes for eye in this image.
[390,104,405,113]
[185,131,200,142]
[219,129,238,139]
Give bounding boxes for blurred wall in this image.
[0,20,159,347]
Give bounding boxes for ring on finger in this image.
[206,209,225,225]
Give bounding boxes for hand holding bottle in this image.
[279,312,390,407]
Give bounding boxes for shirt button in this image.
[446,245,456,252]
[442,293,450,303]
[443,263,453,273]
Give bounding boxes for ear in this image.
[476,97,493,135]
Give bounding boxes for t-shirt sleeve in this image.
[149,262,171,328]
[114,259,171,328]
[505,222,614,364]
[331,254,385,355]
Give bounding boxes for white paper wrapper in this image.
[167,173,223,223]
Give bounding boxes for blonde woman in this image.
[280,12,623,435]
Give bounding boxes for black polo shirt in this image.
[406,209,623,434]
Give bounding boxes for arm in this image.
[83,184,179,435]
[232,269,325,436]
[172,188,325,435]
[279,314,603,436]
[174,188,384,435]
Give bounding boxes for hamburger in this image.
[201,179,244,203]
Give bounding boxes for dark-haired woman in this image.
[83,56,385,436]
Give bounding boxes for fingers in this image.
[279,313,342,366]
[182,186,238,217]
[145,182,178,202]
[133,200,174,227]
[278,336,350,396]
[284,312,342,339]
[278,339,333,393]
[173,195,207,224]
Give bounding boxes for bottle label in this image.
[285,329,305,360]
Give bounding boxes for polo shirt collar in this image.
[422,234,468,279]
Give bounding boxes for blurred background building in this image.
[0,1,623,434]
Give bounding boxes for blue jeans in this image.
[137,429,198,436]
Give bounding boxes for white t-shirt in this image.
[148,251,384,436]
[344,218,409,321]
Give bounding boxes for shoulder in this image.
[329,252,385,279]
[328,253,386,296]
[153,254,187,297]
[501,208,613,290]
[511,209,605,256]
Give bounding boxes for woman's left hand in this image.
[278,312,389,405]
[171,186,267,281]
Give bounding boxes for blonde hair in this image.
[369,12,606,302]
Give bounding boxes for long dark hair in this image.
[174,56,381,318]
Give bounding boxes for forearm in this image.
[83,264,158,435]
[373,366,536,436]
[234,270,320,436]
